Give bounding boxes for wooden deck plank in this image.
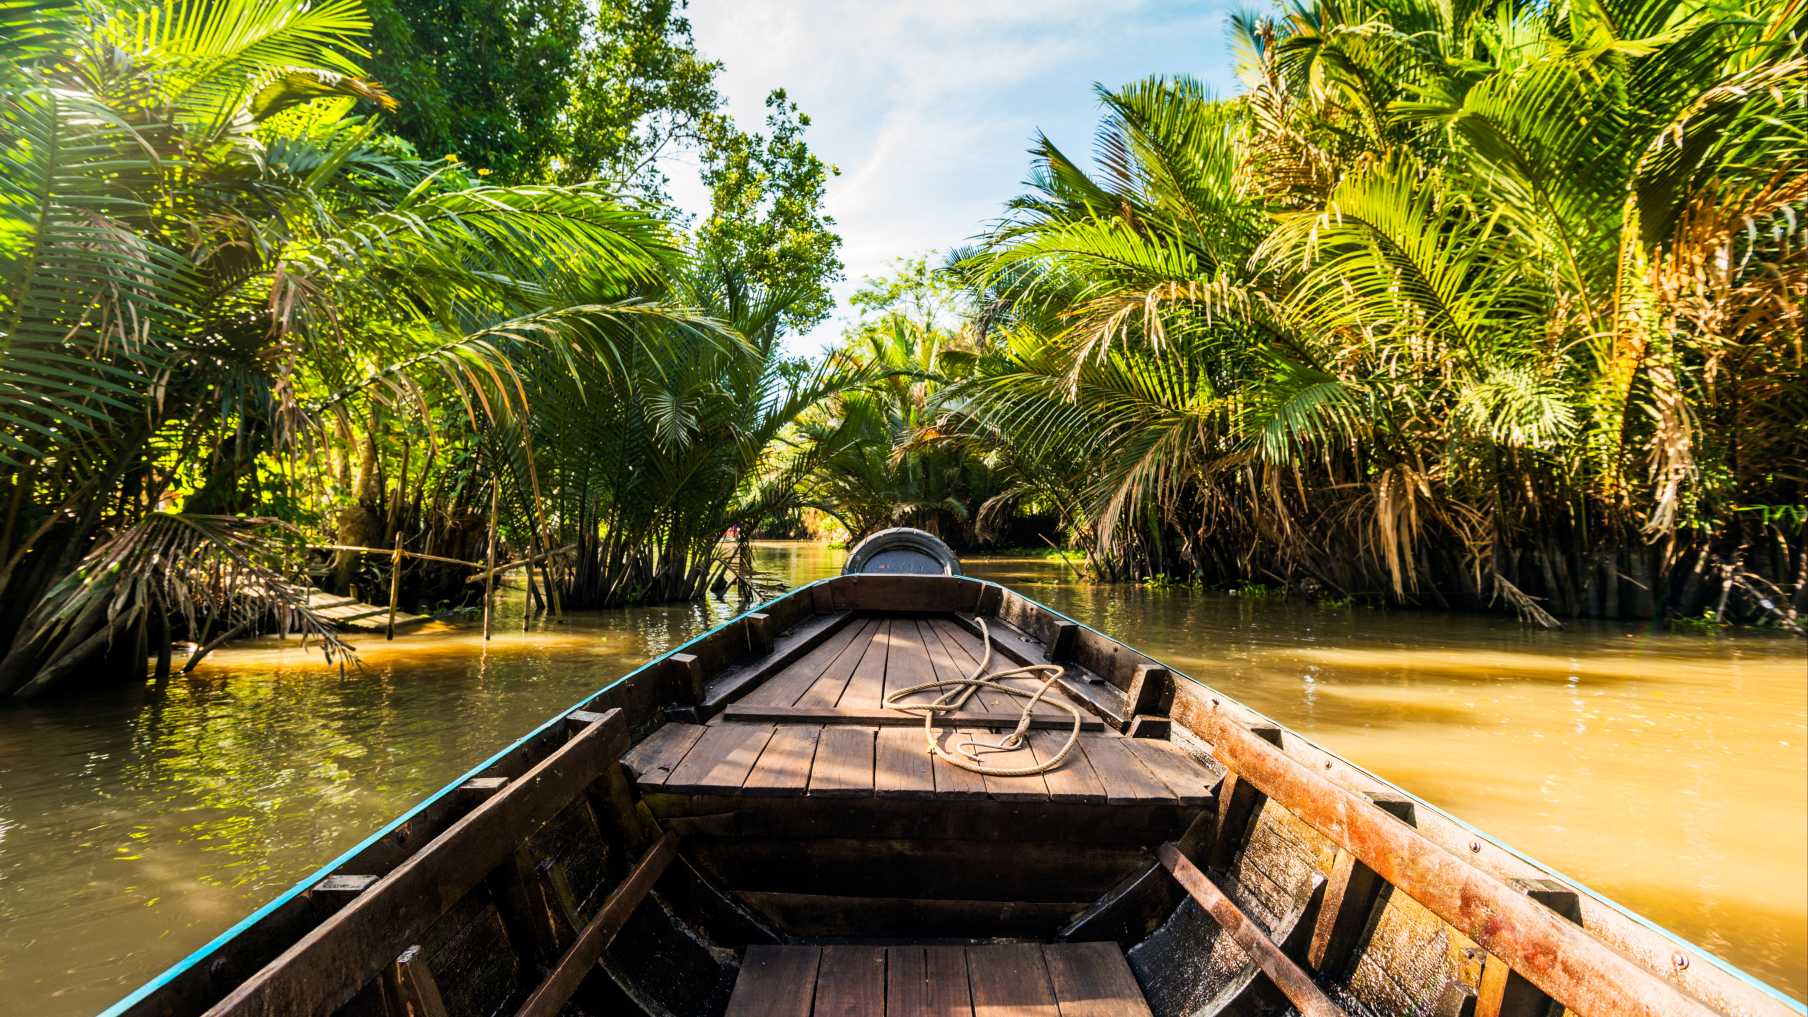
[742,724,822,796]
[1118,738,1217,806]
[1041,942,1152,1017]
[876,725,938,799]
[665,723,775,793]
[967,943,1059,1017]
[798,620,885,709]
[926,620,1014,714]
[815,945,887,1017]
[836,618,894,709]
[925,615,1012,709]
[620,722,707,788]
[726,945,819,1017]
[932,619,1064,716]
[967,728,1050,802]
[929,730,989,800]
[736,615,871,707]
[1078,736,1176,805]
[918,618,1032,722]
[721,704,1105,731]
[888,945,974,1017]
[809,725,876,797]
[883,620,942,707]
[1028,729,1107,804]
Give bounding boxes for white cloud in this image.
[668,0,1239,354]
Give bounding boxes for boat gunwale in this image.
[101,573,1807,1016]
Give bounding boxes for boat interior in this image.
[111,567,1800,1017]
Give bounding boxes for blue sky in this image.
[664,1,1244,355]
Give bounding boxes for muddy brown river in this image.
[0,542,1802,1014]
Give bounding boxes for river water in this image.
[0,542,1802,1015]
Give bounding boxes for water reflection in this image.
[0,543,1801,1015]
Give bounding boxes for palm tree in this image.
[944,0,1806,623]
[0,0,697,696]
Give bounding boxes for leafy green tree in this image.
[696,91,844,334]
[364,0,720,189]
[941,0,1807,622]
[795,259,999,543]
[0,0,698,697]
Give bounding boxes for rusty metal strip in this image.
[1207,713,1722,1017]
[1157,843,1348,1017]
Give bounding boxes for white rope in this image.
[881,618,1084,777]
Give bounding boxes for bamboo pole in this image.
[312,544,481,569]
[483,486,498,641]
[386,531,402,640]
[463,544,577,585]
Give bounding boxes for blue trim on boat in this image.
[104,573,1805,1014]
[99,579,827,1017]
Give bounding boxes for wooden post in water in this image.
[483,485,499,641]
[386,531,403,640]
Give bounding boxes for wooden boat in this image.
[104,529,1803,1017]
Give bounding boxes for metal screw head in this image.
[1469,839,1482,853]
[1673,952,1690,970]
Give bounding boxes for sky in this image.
[664,1,1244,355]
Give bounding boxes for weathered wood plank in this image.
[1308,793,1417,976]
[929,731,989,800]
[967,943,1058,1017]
[380,946,449,1017]
[1041,942,1151,1017]
[726,945,819,1017]
[1157,843,1347,1017]
[814,945,887,1016]
[883,619,941,705]
[1118,738,1218,806]
[741,893,1086,939]
[887,946,975,1017]
[809,725,876,797]
[876,725,938,799]
[966,728,1050,802]
[1475,878,1583,1017]
[513,832,677,1017]
[739,616,872,708]
[620,722,707,788]
[683,836,1147,903]
[1208,717,1724,1017]
[720,703,1105,731]
[1079,736,1175,805]
[797,621,885,709]
[836,618,894,709]
[742,724,822,796]
[1028,730,1106,803]
[646,794,1196,845]
[200,712,628,1017]
[665,723,775,794]
[828,574,982,613]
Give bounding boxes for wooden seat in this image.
[724,942,1153,1016]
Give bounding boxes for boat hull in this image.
[101,572,1804,1017]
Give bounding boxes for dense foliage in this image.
[792,258,1004,543]
[0,0,843,697]
[929,0,1805,624]
[363,0,720,191]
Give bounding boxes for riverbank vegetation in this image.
[0,0,844,696]
[3,0,1802,698]
[919,0,1805,627]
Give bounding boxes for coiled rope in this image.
[880,618,1083,777]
